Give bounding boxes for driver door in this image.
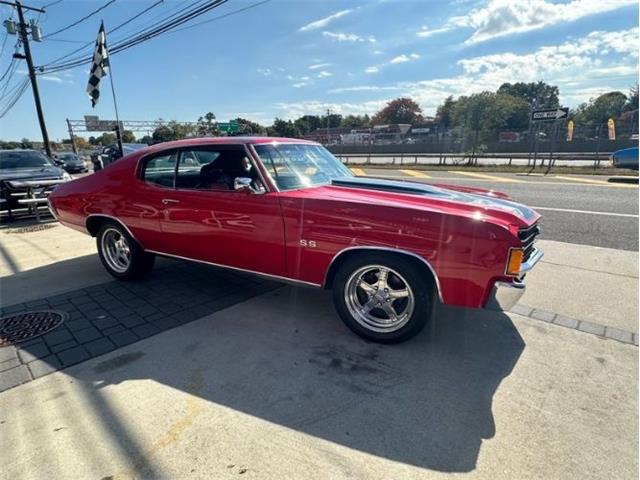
[155,146,286,277]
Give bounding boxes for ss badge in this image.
[300,239,317,248]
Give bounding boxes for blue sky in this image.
[1,0,638,140]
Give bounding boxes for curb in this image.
[510,304,638,346]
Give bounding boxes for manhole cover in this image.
[0,311,67,347]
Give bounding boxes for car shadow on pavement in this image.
[61,284,525,475]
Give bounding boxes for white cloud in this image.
[323,28,638,116]
[275,100,387,120]
[329,85,404,94]
[292,82,308,88]
[40,75,65,83]
[322,31,376,43]
[317,71,333,78]
[309,62,331,70]
[299,9,353,32]
[365,66,379,74]
[416,26,452,38]
[390,53,420,64]
[456,0,637,44]
[257,68,272,76]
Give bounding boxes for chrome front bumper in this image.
[485,247,544,311]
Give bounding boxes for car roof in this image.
[143,136,318,153]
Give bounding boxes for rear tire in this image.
[96,221,155,280]
[332,253,435,343]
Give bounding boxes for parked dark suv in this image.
[0,149,71,220]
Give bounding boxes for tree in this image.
[98,133,116,146]
[121,130,136,143]
[372,97,424,125]
[74,137,89,149]
[197,112,217,136]
[435,96,456,128]
[152,121,196,143]
[341,114,370,129]
[294,115,323,135]
[497,81,559,107]
[20,138,33,148]
[139,135,153,145]
[268,118,300,137]
[575,91,627,125]
[624,84,638,112]
[88,136,98,145]
[231,117,266,135]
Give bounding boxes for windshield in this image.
[254,143,352,190]
[58,154,78,161]
[0,151,53,169]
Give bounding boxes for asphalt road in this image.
[360,168,639,251]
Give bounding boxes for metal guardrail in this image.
[335,151,613,169]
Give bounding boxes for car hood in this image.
[296,176,540,228]
[0,166,67,182]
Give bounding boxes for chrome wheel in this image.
[344,264,415,333]
[101,227,131,273]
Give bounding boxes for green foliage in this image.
[20,138,33,148]
[139,135,153,145]
[231,117,266,135]
[372,97,424,124]
[268,118,300,137]
[98,132,116,146]
[121,130,136,143]
[152,121,196,143]
[436,96,455,128]
[574,91,628,125]
[197,112,218,135]
[497,81,559,107]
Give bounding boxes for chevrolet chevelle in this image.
[49,137,543,343]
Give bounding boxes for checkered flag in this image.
[86,22,109,108]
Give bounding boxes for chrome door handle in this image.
[162,198,179,205]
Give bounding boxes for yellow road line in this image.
[554,176,638,188]
[399,169,431,178]
[350,167,366,176]
[448,171,525,183]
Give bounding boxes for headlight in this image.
[62,172,72,181]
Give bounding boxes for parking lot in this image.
[0,169,637,479]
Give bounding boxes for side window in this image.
[175,150,222,189]
[143,153,176,188]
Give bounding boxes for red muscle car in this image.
[49,137,543,343]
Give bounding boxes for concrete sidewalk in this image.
[522,239,639,333]
[0,287,637,479]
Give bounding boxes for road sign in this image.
[531,107,569,122]
[84,115,123,132]
[218,120,240,134]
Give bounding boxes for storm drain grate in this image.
[0,311,67,347]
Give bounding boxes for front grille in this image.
[518,223,540,261]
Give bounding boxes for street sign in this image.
[531,107,569,122]
[84,115,123,132]
[218,120,240,134]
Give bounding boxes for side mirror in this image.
[234,177,264,194]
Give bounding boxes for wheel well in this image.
[85,215,132,239]
[323,248,441,300]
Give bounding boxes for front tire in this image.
[332,253,435,343]
[96,221,155,280]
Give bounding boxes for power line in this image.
[41,0,231,74]
[0,77,28,118]
[171,0,271,34]
[42,0,116,39]
[40,0,166,67]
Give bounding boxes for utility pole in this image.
[66,118,78,154]
[2,0,51,157]
[326,108,331,145]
